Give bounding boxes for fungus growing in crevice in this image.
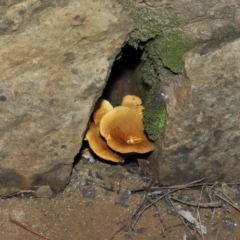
[85,122,124,163]
[93,99,113,124]
[99,106,153,154]
[120,95,144,115]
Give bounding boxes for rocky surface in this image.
[151,38,240,184]
[175,0,240,42]
[0,0,132,195]
[127,0,240,43]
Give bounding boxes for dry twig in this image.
[169,196,222,208]
[146,196,166,237]
[9,217,53,240]
[167,196,194,235]
[110,177,240,240]
[197,186,204,240]
[214,191,240,212]
[109,180,153,240]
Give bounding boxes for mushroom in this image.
[85,122,124,163]
[121,95,144,114]
[99,106,153,154]
[93,99,113,124]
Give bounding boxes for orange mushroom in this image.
[121,95,144,114]
[85,122,124,163]
[99,106,153,154]
[93,99,113,125]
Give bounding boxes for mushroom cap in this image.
[121,95,144,114]
[99,106,153,154]
[85,122,124,163]
[121,95,142,107]
[93,99,113,124]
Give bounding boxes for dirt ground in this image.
[1,155,240,240]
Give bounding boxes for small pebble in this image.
[96,172,103,180]
[36,185,53,198]
[85,201,94,207]
[82,187,96,198]
[222,217,235,231]
[116,189,131,208]
[166,209,177,216]
[137,228,147,234]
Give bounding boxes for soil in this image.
[1,155,240,240]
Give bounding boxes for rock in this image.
[36,185,53,198]
[174,0,240,42]
[127,0,240,43]
[0,0,132,195]
[150,38,240,184]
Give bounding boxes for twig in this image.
[215,191,240,212]
[169,196,222,208]
[9,217,53,240]
[197,186,204,240]
[167,196,194,235]
[127,180,153,230]
[208,184,217,220]
[146,196,166,237]
[133,178,206,217]
[109,180,153,240]
[132,178,205,193]
[215,228,220,240]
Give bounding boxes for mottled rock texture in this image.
[0,0,132,195]
[126,0,240,43]
[175,0,240,42]
[151,38,240,184]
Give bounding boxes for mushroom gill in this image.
[85,122,123,163]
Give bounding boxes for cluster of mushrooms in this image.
[84,95,154,163]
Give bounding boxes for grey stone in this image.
[150,38,240,184]
[82,187,95,199]
[0,0,132,195]
[222,218,235,231]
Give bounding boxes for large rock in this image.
[129,0,240,43]
[0,0,132,195]
[175,0,240,42]
[150,38,240,184]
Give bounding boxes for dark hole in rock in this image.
[74,45,146,167]
[102,44,143,106]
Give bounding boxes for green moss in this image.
[159,30,189,72]
[116,0,131,10]
[144,108,166,141]
[123,6,189,87]
[144,29,189,75]
[143,83,167,141]
[127,7,179,48]
[116,3,190,139]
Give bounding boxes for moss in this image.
[142,29,189,84]
[121,6,189,87]
[127,8,179,48]
[116,2,190,139]
[116,0,131,10]
[157,30,189,73]
[143,83,166,141]
[144,108,166,141]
